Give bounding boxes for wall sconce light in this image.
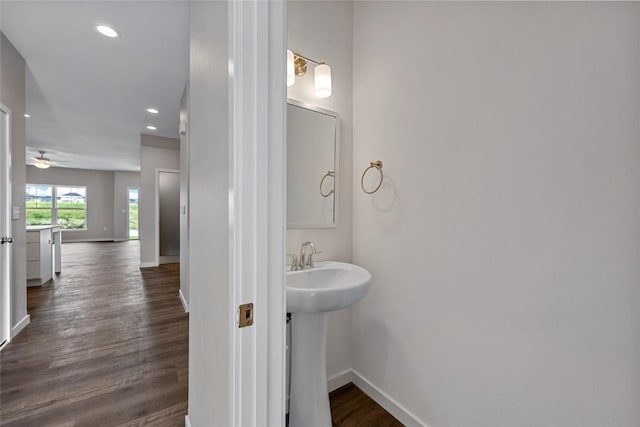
[287,49,332,98]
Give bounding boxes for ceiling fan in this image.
[28,150,68,169]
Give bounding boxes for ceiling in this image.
[1,1,189,171]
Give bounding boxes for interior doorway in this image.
[156,170,179,264]
[127,187,139,240]
[1,104,12,349]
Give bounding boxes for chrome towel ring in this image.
[320,170,335,197]
[361,160,383,194]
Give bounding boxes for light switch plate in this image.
[12,206,20,220]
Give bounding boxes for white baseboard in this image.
[62,237,116,243]
[352,370,427,427]
[11,314,30,338]
[139,261,159,268]
[179,289,189,313]
[185,414,191,427]
[328,369,352,392]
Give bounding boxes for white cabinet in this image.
[26,226,60,285]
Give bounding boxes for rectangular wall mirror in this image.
[287,100,339,229]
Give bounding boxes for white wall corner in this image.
[11,314,30,338]
[185,414,191,427]
[179,289,189,313]
[352,370,428,427]
[328,369,353,392]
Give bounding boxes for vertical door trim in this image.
[228,0,287,425]
[0,103,12,349]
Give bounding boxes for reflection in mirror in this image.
[287,100,339,228]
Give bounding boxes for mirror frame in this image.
[287,98,340,229]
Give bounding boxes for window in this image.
[55,186,87,229]
[128,188,139,240]
[26,185,87,230]
[25,185,53,226]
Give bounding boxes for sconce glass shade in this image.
[314,63,332,98]
[287,49,295,87]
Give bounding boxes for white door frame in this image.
[0,103,13,349]
[154,168,180,266]
[229,0,287,425]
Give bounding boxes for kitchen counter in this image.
[26,226,62,285]
[26,225,62,231]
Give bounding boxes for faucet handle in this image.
[286,253,299,271]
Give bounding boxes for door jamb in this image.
[228,0,287,424]
[1,102,13,349]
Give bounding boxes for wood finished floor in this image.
[0,241,188,426]
[1,241,400,426]
[330,383,403,427]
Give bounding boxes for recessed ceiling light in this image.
[146,125,157,131]
[146,108,159,114]
[24,113,31,118]
[96,25,118,38]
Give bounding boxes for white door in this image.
[0,105,12,348]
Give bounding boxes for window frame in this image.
[25,184,88,231]
[25,184,54,227]
[54,185,88,231]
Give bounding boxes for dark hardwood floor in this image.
[0,241,188,426]
[330,383,403,427]
[1,241,400,426]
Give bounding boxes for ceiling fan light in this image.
[33,150,52,169]
[34,160,51,169]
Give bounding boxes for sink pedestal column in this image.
[289,312,331,427]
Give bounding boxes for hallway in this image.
[0,241,188,426]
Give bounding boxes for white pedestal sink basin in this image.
[287,261,371,427]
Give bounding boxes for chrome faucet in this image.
[299,241,319,269]
[287,242,321,271]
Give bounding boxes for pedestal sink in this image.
[287,261,371,427]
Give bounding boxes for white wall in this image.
[187,1,229,424]
[139,134,179,266]
[1,33,27,332]
[114,171,140,241]
[352,3,640,426]
[27,166,115,242]
[179,83,189,305]
[287,0,354,383]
